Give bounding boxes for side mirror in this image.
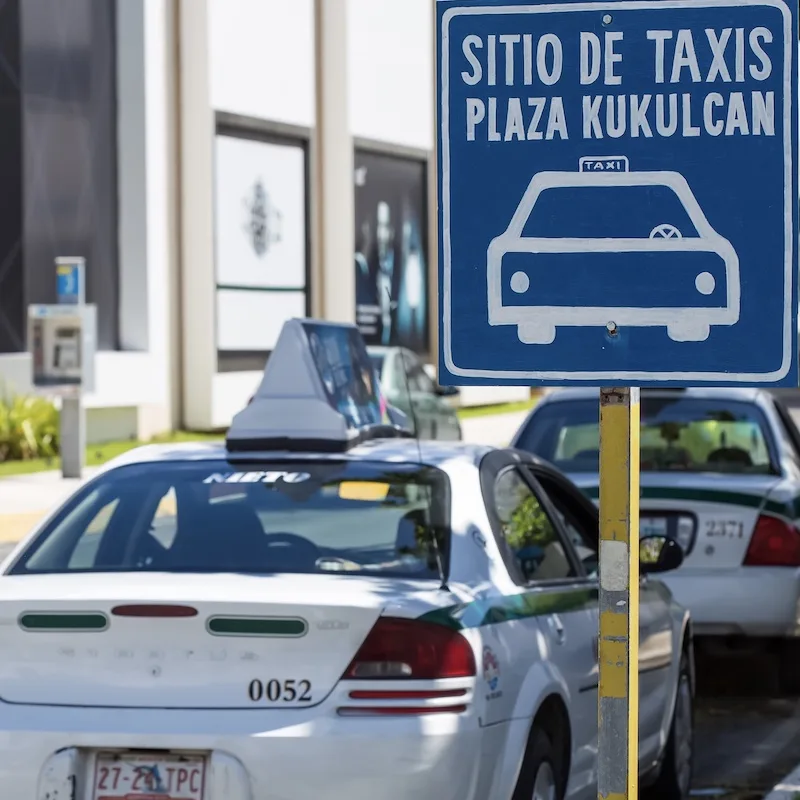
[640,535,684,575]
[436,385,460,398]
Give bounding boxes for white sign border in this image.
[440,0,795,383]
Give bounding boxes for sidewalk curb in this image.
[763,763,800,800]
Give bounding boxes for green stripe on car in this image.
[18,612,109,632]
[419,587,598,630]
[206,616,308,638]
[580,485,789,517]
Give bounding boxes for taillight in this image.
[342,617,476,680]
[744,515,800,567]
[111,604,198,618]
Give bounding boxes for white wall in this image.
[189,0,319,429]
[139,0,181,434]
[112,0,178,436]
[179,0,216,430]
[208,0,315,127]
[347,0,433,149]
[212,371,263,429]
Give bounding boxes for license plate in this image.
[641,517,668,537]
[93,753,206,800]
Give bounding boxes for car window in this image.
[402,352,436,395]
[517,396,779,475]
[522,185,699,239]
[531,470,598,577]
[772,400,800,462]
[492,468,576,584]
[150,486,179,549]
[67,497,120,570]
[11,461,450,580]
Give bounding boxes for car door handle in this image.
[548,614,566,645]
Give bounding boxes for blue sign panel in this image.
[55,258,85,306]
[437,0,798,386]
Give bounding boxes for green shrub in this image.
[0,392,59,462]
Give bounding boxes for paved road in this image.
[694,697,800,799]
[460,409,530,448]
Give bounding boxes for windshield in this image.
[522,185,699,239]
[8,460,450,579]
[516,396,778,475]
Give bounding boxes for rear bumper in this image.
[660,567,800,638]
[0,702,486,800]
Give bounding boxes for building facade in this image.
[0,0,528,441]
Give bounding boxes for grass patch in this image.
[0,430,223,478]
[456,397,538,420]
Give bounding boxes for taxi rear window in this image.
[8,460,450,579]
[517,396,779,475]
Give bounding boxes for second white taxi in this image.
[513,386,800,694]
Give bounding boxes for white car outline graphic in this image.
[487,166,741,345]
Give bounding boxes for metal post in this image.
[60,392,85,479]
[598,387,640,800]
[55,256,87,480]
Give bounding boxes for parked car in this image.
[0,432,693,800]
[0,320,694,800]
[512,386,800,693]
[368,346,462,440]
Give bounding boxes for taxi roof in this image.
[97,438,496,474]
[225,318,415,454]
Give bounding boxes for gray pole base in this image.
[60,394,85,479]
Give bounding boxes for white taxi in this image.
[513,387,800,694]
[0,319,693,800]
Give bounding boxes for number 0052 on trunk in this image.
[93,752,206,800]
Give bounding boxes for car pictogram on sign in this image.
[487,157,741,345]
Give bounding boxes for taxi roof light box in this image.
[226,318,411,455]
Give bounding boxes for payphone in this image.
[27,305,96,392]
[27,303,96,479]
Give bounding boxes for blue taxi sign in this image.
[226,319,411,453]
[437,0,798,387]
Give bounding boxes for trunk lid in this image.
[570,471,784,568]
[0,572,439,709]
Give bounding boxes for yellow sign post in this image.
[598,387,641,800]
